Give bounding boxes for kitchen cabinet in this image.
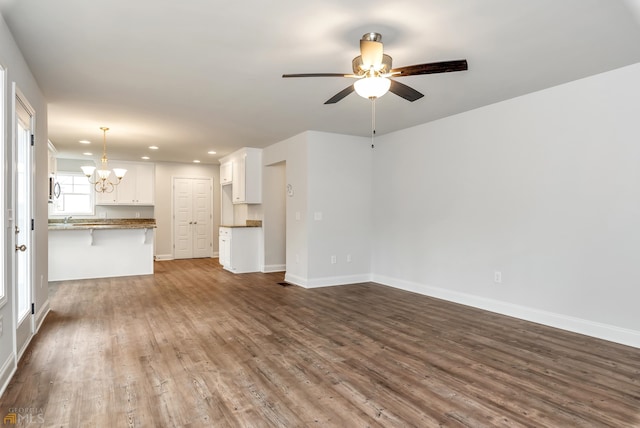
[96,161,155,205]
[220,147,262,204]
[218,226,260,273]
[47,141,57,175]
[230,148,262,204]
[220,161,233,185]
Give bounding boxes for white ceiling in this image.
[1,0,639,165]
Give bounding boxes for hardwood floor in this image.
[1,258,639,427]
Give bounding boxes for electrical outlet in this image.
[494,271,502,283]
[135,212,140,218]
[330,255,337,264]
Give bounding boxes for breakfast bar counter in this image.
[49,219,156,281]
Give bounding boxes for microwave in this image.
[48,175,61,203]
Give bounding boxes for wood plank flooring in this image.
[1,258,639,427]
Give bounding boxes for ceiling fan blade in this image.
[391,59,468,77]
[324,85,355,104]
[282,73,355,78]
[389,80,424,102]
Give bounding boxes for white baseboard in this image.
[285,273,372,289]
[35,300,50,334]
[0,352,16,399]
[262,264,286,273]
[372,274,640,349]
[155,254,174,261]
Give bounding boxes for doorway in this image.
[13,87,35,357]
[173,177,213,259]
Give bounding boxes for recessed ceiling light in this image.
[83,152,93,156]
[208,151,216,155]
[141,156,150,160]
[79,140,91,144]
[148,146,159,150]
[193,160,201,163]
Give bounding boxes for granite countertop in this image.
[220,220,262,228]
[48,218,156,230]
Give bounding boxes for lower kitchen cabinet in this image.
[218,226,261,273]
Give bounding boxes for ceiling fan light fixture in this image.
[354,76,391,99]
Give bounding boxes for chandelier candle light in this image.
[81,127,127,193]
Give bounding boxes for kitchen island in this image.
[49,218,156,281]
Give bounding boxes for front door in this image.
[14,88,34,357]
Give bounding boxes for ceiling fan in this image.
[282,32,468,104]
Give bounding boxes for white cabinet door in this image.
[220,161,233,185]
[94,162,155,205]
[232,154,246,203]
[95,185,117,204]
[218,231,230,267]
[113,162,136,204]
[134,163,155,205]
[230,148,261,204]
[221,227,260,273]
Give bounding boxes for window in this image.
[52,172,94,215]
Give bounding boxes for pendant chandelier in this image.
[81,127,127,193]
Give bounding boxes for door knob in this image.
[15,244,27,252]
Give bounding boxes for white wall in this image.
[154,162,219,259]
[306,132,372,285]
[262,131,372,287]
[0,12,49,394]
[262,161,286,272]
[263,133,309,282]
[371,63,640,347]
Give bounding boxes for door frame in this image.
[12,84,36,359]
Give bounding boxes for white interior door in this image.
[192,178,212,258]
[173,177,212,259]
[174,178,192,259]
[14,89,34,357]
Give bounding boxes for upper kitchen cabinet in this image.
[220,147,262,204]
[220,161,233,185]
[95,161,155,205]
[47,141,57,175]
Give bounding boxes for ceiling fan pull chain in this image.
[371,98,376,148]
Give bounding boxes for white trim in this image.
[154,254,174,261]
[285,273,372,289]
[0,352,16,399]
[0,62,6,309]
[34,300,50,333]
[372,274,640,350]
[262,264,286,273]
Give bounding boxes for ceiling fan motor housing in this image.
[352,54,393,75]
